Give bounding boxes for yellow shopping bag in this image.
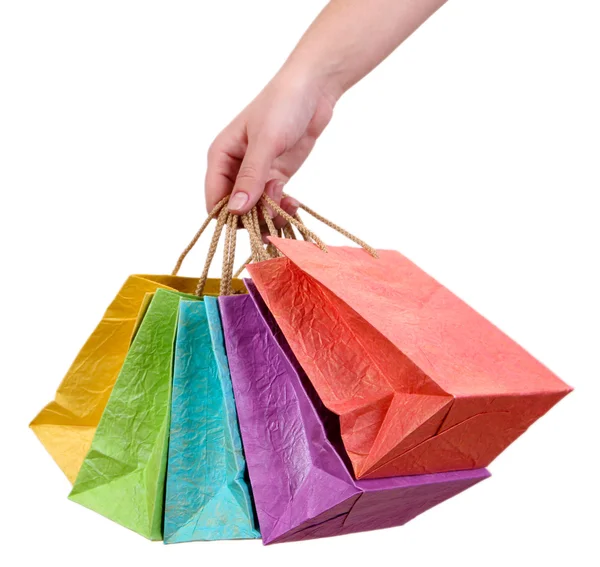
[30,274,244,483]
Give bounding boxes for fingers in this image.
[227,137,278,214]
[204,157,234,213]
[273,196,300,230]
[205,126,244,213]
[261,196,300,243]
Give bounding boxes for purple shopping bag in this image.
[219,282,489,544]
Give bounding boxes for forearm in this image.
[207,0,448,213]
[280,0,448,100]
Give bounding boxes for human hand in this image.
[205,0,446,223]
[205,70,337,224]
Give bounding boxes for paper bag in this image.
[30,275,237,483]
[247,238,572,478]
[164,297,259,542]
[219,284,489,544]
[69,288,198,540]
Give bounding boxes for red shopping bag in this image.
[248,237,572,479]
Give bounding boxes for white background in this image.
[1,1,599,565]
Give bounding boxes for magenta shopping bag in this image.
[219,282,489,544]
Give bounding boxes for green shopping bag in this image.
[69,288,199,540]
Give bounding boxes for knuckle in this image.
[236,164,260,183]
[260,130,285,154]
[207,141,220,161]
[259,128,277,144]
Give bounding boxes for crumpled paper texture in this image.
[69,288,198,540]
[164,297,259,543]
[30,274,244,483]
[248,239,573,478]
[220,284,488,544]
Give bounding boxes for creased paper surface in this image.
[164,298,259,543]
[220,284,488,544]
[248,240,572,478]
[30,275,244,483]
[69,289,198,540]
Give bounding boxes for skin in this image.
[205,0,448,222]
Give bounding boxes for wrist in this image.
[277,51,346,105]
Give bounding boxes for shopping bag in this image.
[30,274,230,483]
[164,297,259,543]
[69,288,198,540]
[247,238,573,478]
[220,283,489,544]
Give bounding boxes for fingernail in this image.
[228,192,249,211]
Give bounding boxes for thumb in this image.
[228,138,276,214]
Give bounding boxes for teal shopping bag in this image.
[164,297,259,543]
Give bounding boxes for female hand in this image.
[204,0,447,223]
[205,71,337,224]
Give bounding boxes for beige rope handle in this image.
[233,254,253,279]
[175,194,287,295]
[251,207,262,242]
[261,194,328,252]
[172,195,229,275]
[232,205,298,278]
[251,207,282,260]
[294,211,312,243]
[239,214,256,262]
[260,202,282,259]
[282,193,378,258]
[226,202,287,282]
[219,212,238,296]
[221,208,281,294]
[232,194,375,278]
[241,212,269,262]
[282,222,297,240]
[176,190,377,296]
[260,202,279,240]
[195,204,229,296]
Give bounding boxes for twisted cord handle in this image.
[174,192,378,296]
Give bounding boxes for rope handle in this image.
[262,193,378,258]
[172,192,378,297]
[171,195,229,277]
